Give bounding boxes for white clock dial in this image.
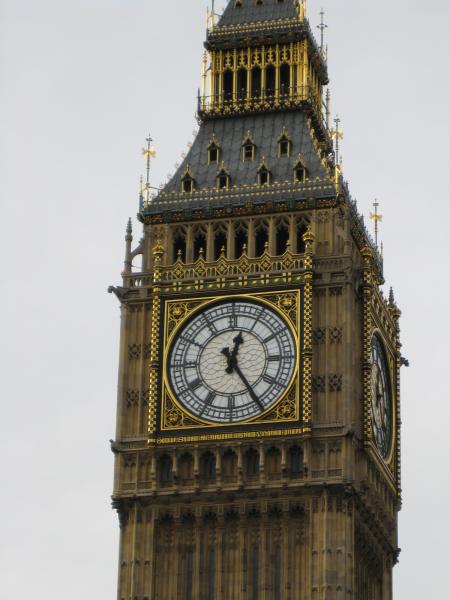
[167,299,297,423]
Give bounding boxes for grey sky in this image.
[0,0,449,597]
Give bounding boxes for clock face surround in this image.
[370,334,393,459]
[167,299,297,424]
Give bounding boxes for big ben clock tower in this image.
[109,1,404,598]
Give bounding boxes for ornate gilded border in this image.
[147,287,312,445]
[361,247,398,487]
[161,291,301,430]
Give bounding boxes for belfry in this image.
[109,1,404,598]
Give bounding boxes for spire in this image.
[389,287,395,306]
[317,8,328,51]
[141,134,157,209]
[370,200,383,249]
[126,217,132,240]
[331,115,344,165]
[124,218,133,274]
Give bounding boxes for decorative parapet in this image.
[123,249,307,293]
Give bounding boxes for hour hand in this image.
[221,347,234,374]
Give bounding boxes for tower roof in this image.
[218,0,299,27]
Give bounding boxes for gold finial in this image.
[220,246,226,257]
[242,243,247,255]
[299,0,307,20]
[302,226,315,247]
[370,200,383,249]
[141,134,156,208]
[153,239,164,260]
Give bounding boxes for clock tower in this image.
[109,1,404,599]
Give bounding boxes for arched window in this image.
[193,226,207,261]
[181,172,195,193]
[244,448,259,478]
[280,63,290,96]
[294,160,308,183]
[223,69,234,102]
[217,168,230,190]
[214,224,227,259]
[242,132,256,161]
[255,220,269,256]
[208,141,220,164]
[278,129,292,157]
[257,162,271,186]
[200,451,216,480]
[237,67,247,100]
[251,66,262,98]
[289,445,304,476]
[158,454,172,484]
[222,449,237,481]
[265,447,281,480]
[266,64,276,97]
[276,218,290,255]
[234,222,248,258]
[173,228,186,263]
[178,452,194,483]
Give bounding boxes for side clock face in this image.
[370,334,393,459]
[167,299,297,424]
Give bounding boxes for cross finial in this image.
[370,199,383,248]
[331,115,344,165]
[141,134,156,208]
[317,8,328,51]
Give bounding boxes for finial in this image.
[325,89,331,130]
[220,246,226,257]
[370,199,383,249]
[199,247,204,259]
[242,243,247,255]
[331,115,344,165]
[153,240,165,260]
[302,226,315,246]
[299,0,307,20]
[141,134,156,208]
[264,241,269,252]
[389,287,395,306]
[317,8,328,52]
[126,217,132,238]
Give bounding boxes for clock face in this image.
[167,299,297,424]
[370,334,393,459]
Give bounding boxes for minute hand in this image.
[234,364,264,410]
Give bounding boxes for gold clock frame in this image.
[361,245,399,490]
[369,330,396,466]
[151,289,308,445]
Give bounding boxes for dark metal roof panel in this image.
[218,0,298,27]
[161,111,329,197]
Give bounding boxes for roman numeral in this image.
[188,378,202,391]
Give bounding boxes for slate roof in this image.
[218,0,298,27]
[158,110,331,199]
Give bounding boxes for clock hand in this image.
[233,363,264,410]
[221,331,245,374]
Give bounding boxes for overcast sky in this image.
[1,0,449,597]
